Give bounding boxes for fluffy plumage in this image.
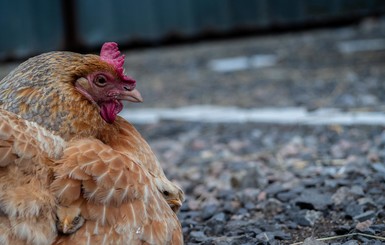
[0,43,184,244]
[0,109,64,245]
[51,138,182,244]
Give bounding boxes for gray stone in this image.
[295,190,333,210]
[211,212,226,223]
[353,210,376,222]
[273,230,292,240]
[256,232,275,242]
[344,203,364,219]
[276,191,298,202]
[305,210,323,226]
[372,162,385,175]
[303,237,327,245]
[201,204,219,220]
[342,241,359,245]
[189,231,208,242]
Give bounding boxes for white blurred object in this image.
[208,54,278,72]
[121,105,385,125]
[337,39,385,54]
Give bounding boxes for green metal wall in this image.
[0,0,64,59]
[0,0,384,60]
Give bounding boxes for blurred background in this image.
[0,0,384,59]
[2,1,385,243]
[1,0,384,111]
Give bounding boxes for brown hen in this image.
[0,43,184,244]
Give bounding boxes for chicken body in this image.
[52,137,182,244]
[0,43,184,244]
[0,109,65,245]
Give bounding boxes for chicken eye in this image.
[73,216,80,224]
[94,75,107,87]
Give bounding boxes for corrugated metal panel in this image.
[74,0,385,48]
[150,0,196,37]
[76,0,158,46]
[0,0,64,60]
[76,0,199,46]
[303,0,381,19]
[228,0,270,28]
[267,0,306,24]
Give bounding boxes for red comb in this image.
[100,42,136,88]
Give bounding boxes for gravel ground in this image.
[1,16,385,245]
[137,122,385,244]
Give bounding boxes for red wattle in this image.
[99,100,123,123]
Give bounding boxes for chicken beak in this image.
[62,218,70,234]
[168,199,182,212]
[121,88,143,103]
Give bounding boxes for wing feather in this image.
[113,118,185,211]
[52,137,183,244]
[0,109,183,245]
[0,108,66,245]
[0,141,17,166]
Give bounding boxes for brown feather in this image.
[50,178,81,206]
[0,142,17,166]
[0,109,63,245]
[51,137,183,244]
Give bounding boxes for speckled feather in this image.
[0,52,118,141]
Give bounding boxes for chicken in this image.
[56,200,85,235]
[0,43,184,244]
